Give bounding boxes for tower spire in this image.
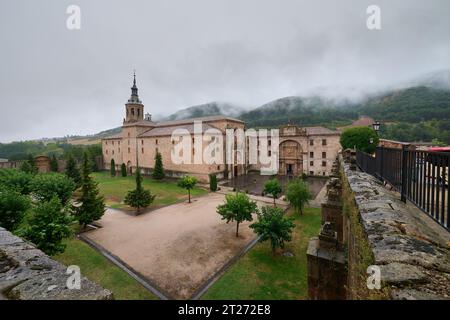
[128,70,141,104]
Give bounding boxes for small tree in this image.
[152,152,165,180]
[75,153,105,228]
[0,189,31,231]
[217,192,258,237]
[121,163,127,177]
[30,173,75,205]
[340,126,379,154]
[124,167,156,214]
[250,206,295,255]
[263,178,282,207]
[20,154,37,175]
[50,155,59,172]
[177,176,198,203]
[20,196,73,255]
[65,155,81,187]
[110,159,116,177]
[285,179,311,215]
[209,174,218,192]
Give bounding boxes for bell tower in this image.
[124,71,144,123]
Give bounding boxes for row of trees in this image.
[0,153,105,255]
[216,177,311,255]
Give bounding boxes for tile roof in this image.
[138,123,219,137]
[304,126,339,135]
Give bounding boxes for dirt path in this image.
[84,193,264,299]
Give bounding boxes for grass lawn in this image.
[201,207,321,300]
[53,235,158,300]
[92,172,208,210]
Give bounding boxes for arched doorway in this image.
[279,140,302,176]
[127,161,132,175]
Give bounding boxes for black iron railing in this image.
[356,146,449,232]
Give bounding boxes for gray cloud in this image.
[1,0,449,142]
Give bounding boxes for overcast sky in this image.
[1,0,449,142]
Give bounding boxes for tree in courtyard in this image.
[340,126,379,154]
[209,174,218,192]
[250,206,295,255]
[20,196,73,255]
[177,176,198,203]
[263,178,282,207]
[30,173,75,206]
[152,152,165,180]
[217,192,258,237]
[285,179,311,215]
[0,169,33,195]
[65,155,81,187]
[75,153,105,228]
[0,189,31,231]
[50,154,59,172]
[124,167,156,214]
[110,158,116,177]
[121,163,127,177]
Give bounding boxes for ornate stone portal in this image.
[279,140,303,176]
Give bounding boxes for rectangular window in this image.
[322,152,326,158]
[322,161,327,167]
[310,152,314,158]
[128,148,130,153]
[322,139,327,146]
[309,171,314,175]
[118,141,120,145]
[268,151,271,156]
[118,148,120,153]
[155,139,158,145]
[309,140,313,146]
[268,140,271,146]
[105,141,108,145]
[323,172,326,176]
[112,150,114,155]
[142,148,144,154]
[106,150,108,154]
[112,141,114,145]
[141,140,144,145]
[310,161,314,166]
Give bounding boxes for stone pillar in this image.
[307,222,347,300]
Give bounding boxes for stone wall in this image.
[0,227,113,300]
[341,154,450,300]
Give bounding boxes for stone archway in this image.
[127,161,132,175]
[279,140,302,176]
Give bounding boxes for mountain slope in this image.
[163,102,243,121]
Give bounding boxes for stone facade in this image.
[102,77,341,182]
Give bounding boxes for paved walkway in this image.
[84,193,267,299]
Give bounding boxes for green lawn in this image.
[92,172,208,210]
[53,236,158,300]
[201,207,321,300]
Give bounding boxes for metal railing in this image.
[356,146,449,231]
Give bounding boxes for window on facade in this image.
[141,140,144,145]
[128,132,130,137]
[268,151,271,156]
[112,150,114,155]
[323,172,326,176]
[310,161,314,166]
[310,140,313,146]
[137,109,140,117]
[118,148,120,153]
[217,165,220,170]
[105,141,108,145]
[112,141,114,145]
[322,161,326,167]
[322,139,327,146]
[128,148,130,153]
[309,171,314,175]
[268,140,271,146]
[155,139,158,145]
[310,152,314,158]
[322,152,326,158]
[131,108,135,116]
[142,148,144,154]
[118,141,120,145]
[106,150,108,154]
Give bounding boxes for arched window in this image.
[131,108,135,116]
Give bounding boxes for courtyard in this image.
[83,193,270,299]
